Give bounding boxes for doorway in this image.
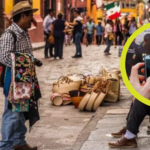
[44,0,50,17]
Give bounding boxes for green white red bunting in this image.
[95,0,103,8]
[105,2,121,20]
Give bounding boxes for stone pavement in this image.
[0,44,149,150]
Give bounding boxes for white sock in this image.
[124,130,136,139]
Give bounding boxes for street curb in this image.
[33,46,44,51]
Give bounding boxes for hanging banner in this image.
[95,0,103,9]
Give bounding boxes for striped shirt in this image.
[0,23,32,67]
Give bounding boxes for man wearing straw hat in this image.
[0,1,38,150]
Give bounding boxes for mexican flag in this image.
[105,2,121,20]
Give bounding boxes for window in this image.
[122,3,125,8]
[126,4,129,7]
[131,4,136,8]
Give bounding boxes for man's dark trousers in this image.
[44,32,53,57]
[127,99,150,135]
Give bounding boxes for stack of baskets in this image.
[50,67,120,112]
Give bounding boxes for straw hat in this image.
[11,1,38,19]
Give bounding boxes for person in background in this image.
[104,19,113,55]
[43,9,55,59]
[115,18,123,46]
[81,23,86,43]
[111,20,116,48]
[128,17,137,37]
[51,12,69,59]
[95,21,104,46]
[65,26,73,46]
[91,17,95,42]
[69,9,83,58]
[124,16,129,43]
[86,18,95,46]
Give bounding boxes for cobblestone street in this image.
[0,44,150,150]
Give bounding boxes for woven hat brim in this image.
[10,8,38,19]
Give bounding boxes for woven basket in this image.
[69,90,85,108]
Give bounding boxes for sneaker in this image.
[108,137,137,148]
[72,55,82,58]
[107,52,112,55]
[111,126,126,138]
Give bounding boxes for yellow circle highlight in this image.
[121,23,150,106]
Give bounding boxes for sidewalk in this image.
[79,110,150,150]
[75,92,150,150]
[0,44,145,150]
[32,42,45,50]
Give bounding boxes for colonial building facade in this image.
[1,0,73,42]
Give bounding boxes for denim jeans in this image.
[87,34,93,45]
[96,35,102,45]
[75,32,82,56]
[0,97,27,150]
[104,38,113,53]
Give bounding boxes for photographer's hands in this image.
[130,63,150,99]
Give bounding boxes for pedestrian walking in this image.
[86,18,95,46]
[104,20,113,55]
[43,9,55,58]
[95,21,104,46]
[123,16,129,43]
[69,10,83,58]
[51,12,69,59]
[115,18,123,46]
[112,20,117,48]
[91,17,95,43]
[0,1,40,150]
